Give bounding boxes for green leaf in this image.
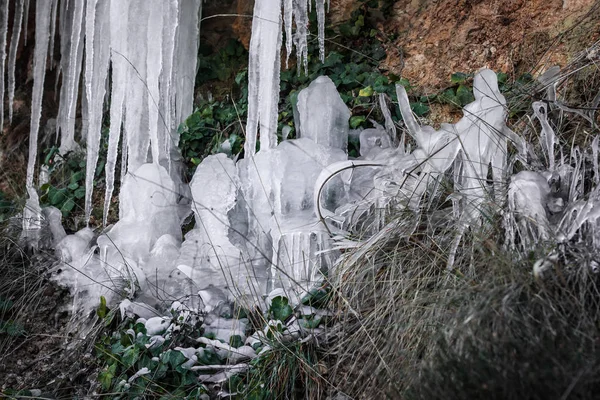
[97,296,108,319]
[98,364,117,391]
[122,345,140,368]
[451,72,469,84]
[456,84,475,106]
[349,115,366,129]
[167,349,187,369]
[74,187,86,199]
[235,70,247,85]
[229,335,244,349]
[410,102,430,117]
[110,342,125,355]
[50,189,67,206]
[496,72,508,84]
[358,86,373,97]
[299,316,322,329]
[301,286,330,307]
[61,198,75,214]
[269,296,293,321]
[67,182,79,191]
[154,362,168,379]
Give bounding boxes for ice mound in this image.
[296,76,351,151]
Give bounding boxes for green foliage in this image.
[0,191,17,222]
[94,313,210,398]
[0,319,25,337]
[0,297,25,337]
[178,40,249,174]
[269,296,293,321]
[243,341,324,400]
[197,39,247,85]
[39,129,109,222]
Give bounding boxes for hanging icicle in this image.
[245,0,329,157]
[0,0,9,131]
[7,0,24,123]
[83,0,110,223]
[244,0,283,157]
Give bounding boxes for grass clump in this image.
[331,216,600,399]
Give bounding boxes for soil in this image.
[0,248,99,398]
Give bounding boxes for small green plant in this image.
[95,311,210,398]
[0,298,25,337]
[0,191,17,222]
[39,149,86,217]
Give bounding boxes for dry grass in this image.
[328,40,600,400]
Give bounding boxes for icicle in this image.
[26,0,53,189]
[316,0,325,62]
[48,0,58,69]
[123,0,150,172]
[593,135,599,185]
[84,0,110,224]
[23,0,53,249]
[59,0,85,154]
[173,0,201,130]
[533,101,556,170]
[158,0,178,172]
[103,0,129,224]
[293,0,309,74]
[0,0,9,131]
[378,93,397,148]
[283,0,293,66]
[245,0,282,157]
[23,0,30,44]
[146,0,164,164]
[8,0,24,123]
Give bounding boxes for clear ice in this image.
[8,0,600,330]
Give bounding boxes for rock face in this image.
[381,0,600,89]
[209,0,599,90]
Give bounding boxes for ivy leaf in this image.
[70,171,84,184]
[67,182,79,191]
[122,345,140,368]
[229,335,244,349]
[74,187,86,199]
[456,84,475,106]
[50,189,67,206]
[496,72,508,84]
[451,72,469,84]
[61,198,75,214]
[299,316,322,329]
[98,364,117,391]
[410,102,430,117]
[358,86,374,97]
[301,286,330,307]
[349,115,366,129]
[167,349,187,369]
[269,296,293,321]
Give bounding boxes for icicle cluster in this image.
[0,0,202,227]
[245,0,328,157]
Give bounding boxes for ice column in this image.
[245,0,283,157]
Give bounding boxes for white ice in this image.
[296,76,351,151]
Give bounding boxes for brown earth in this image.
[219,0,600,89]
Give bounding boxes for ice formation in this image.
[7,0,600,338]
